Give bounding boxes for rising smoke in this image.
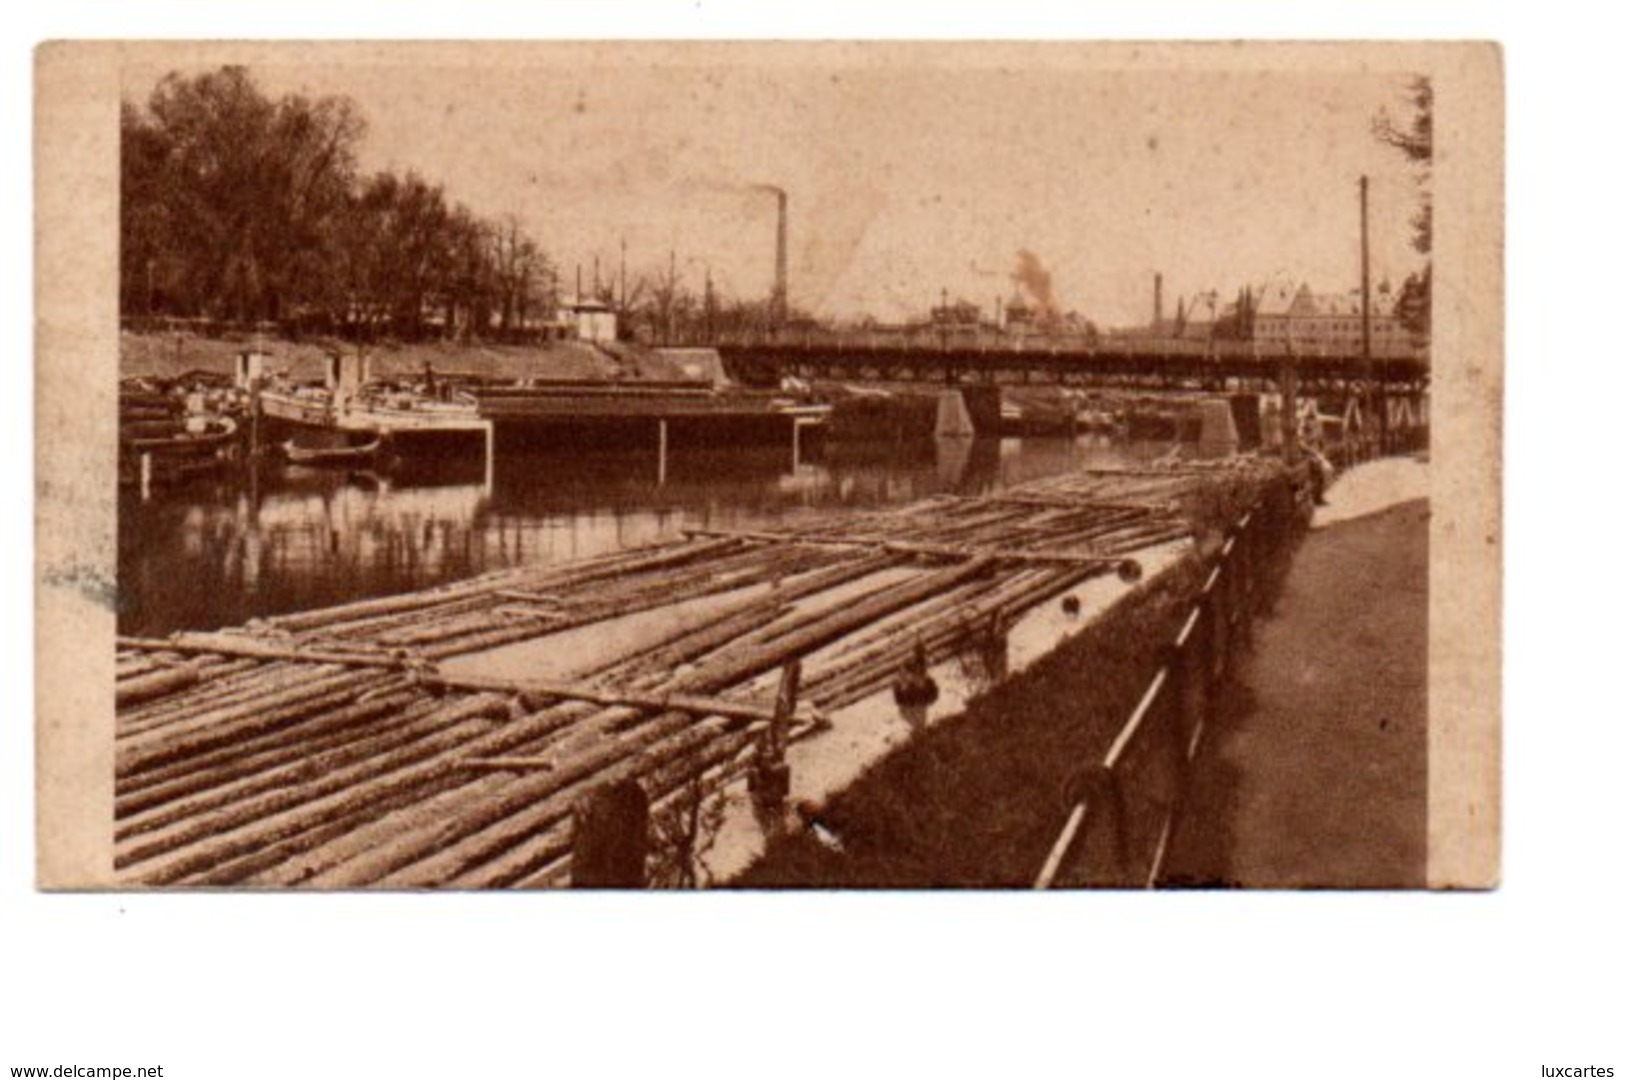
[1011,250,1059,319]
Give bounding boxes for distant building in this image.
[930,298,983,327]
[1001,298,1039,331]
[1174,291,1223,339]
[563,297,618,344]
[1251,281,1410,352]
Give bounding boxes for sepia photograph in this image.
[36,41,1500,892]
[27,9,1625,1078]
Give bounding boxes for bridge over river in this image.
[712,330,1429,394]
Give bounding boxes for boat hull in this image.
[118,417,240,488]
[472,387,830,450]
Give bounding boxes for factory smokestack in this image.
[1154,272,1164,330]
[747,183,789,327]
[774,188,788,328]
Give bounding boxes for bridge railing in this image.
[1033,471,1306,889]
[711,328,1424,365]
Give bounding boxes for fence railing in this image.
[712,328,1427,365]
[1034,472,1306,889]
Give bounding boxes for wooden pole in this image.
[1233,525,1254,651]
[117,663,199,709]
[1360,176,1372,389]
[750,662,799,838]
[657,419,668,487]
[1280,344,1299,466]
[483,420,495,493]
[139,452,152,501]
[427,670,823,729]
[1359,174,1388,454]
[569,780,649,888]
[1160,637,1191,825]
[249,380,263,459]
[1197,594,1220,751]
[767,661,799,764]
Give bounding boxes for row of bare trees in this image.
[121,66,549,341]
[612,267,797,345]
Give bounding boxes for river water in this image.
[117,434,1171,637]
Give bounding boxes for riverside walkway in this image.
[1162,458,1429,888]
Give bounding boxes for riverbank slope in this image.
[120,330,690,383]
[731,554,1213,888]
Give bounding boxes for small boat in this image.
[119,415,240,489]
[121,414,239,455]
[282,435,383,467]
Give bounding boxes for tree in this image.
[442,206,492,341]
[488,215,548,338]
[121,66,366,325]
[1394,266,1430,339]
[346,170,457,338]
[1372,77,1433,254]
[260,92,366,322]
[120,65,554,343]
[171,69,352,321]
[120,102,175,316]
[1373,77,1433,340]
[622,258,700,344]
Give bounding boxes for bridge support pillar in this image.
[935,389,976,438]
[1196,399,1241,459]
[962,385,1001,434]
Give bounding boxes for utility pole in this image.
[1282,333,1299,467]
[667,249,678,344]
[619,237,628,310]
[773,188,788,330]
[1360,175,1382,454]
[704,266,715,343]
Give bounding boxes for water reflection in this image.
[117,434,1170,637]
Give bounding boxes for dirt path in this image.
[1163,496,1429,888]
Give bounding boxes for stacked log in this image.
[113,459,1285,888]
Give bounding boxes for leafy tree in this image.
[120,102,176,315]
[1394,266,1430,339]
[352,170,455,337]
[121,65,553,343]
[124,67,365,323]
[1373,77,1433,339]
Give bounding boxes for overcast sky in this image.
[129,48,1428,328]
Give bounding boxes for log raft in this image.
[114,460,1283,888]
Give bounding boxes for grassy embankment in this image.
[119,330,690,383]
[735,471,1291,889]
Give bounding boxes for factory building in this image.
[1250,281,1411,351]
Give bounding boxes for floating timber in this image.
[114,458,1284,888]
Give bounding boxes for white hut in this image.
[564,298,618,344]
